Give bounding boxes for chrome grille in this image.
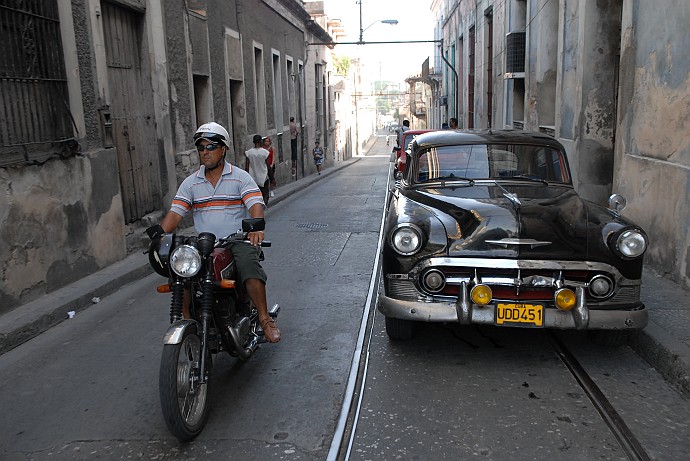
[386,279,419,300]
[608,285,641,304]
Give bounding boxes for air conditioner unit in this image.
[505,31,526,78]
[439,96,448,106]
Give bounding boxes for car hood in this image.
[404,184,588,259]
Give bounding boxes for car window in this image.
[415,144,570,183]
[402,134,421,152]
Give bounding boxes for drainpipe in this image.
[439,39,460,126]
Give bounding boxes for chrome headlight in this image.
[390,224,423,256]
[615,229,647,258]
[170,245,202,277]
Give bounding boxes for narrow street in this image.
[0,140,390,460]
[1,134,689,461]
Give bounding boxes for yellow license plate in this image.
[496,303,544,327]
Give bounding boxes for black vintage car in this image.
[379,129,648,345]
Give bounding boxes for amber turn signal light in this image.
[554,288,576,310]
[156,284,172,293]
[219,279,236,289]
[470,284,493,305]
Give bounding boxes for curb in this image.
[0,252,152,355]
[628,320,690,398]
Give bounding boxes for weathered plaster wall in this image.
[615,0,690,286]
[524,0,558,129]
[566,0,621,205]
[0,152,125,314]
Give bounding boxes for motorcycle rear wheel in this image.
[159,328,210,441]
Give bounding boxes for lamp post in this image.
[357,0,398,44]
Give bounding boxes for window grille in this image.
[0,0,77,166]
[505,31,526,77]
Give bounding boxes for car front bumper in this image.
[378,284,648,330]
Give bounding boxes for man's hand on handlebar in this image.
[247,230,265,246]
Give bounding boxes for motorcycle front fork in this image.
[197,273,215,384]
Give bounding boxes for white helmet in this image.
[193,122,230,147]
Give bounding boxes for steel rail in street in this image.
[547,332,652,461]
[326,154,391,461]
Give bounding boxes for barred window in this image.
[0,0,77,167]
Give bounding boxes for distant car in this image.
[380,129,648,345]
[392,129,433,174]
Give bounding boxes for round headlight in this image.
[170,245,202,277]
[391,225,423,256]
[588,275,614,298]
[616,229,647,258]
[422,269,446,292]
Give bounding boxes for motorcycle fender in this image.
[162,319,200,345]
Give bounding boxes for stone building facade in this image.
[0,0,335,314]
[430,0,690,288]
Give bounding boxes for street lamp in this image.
[359,19,398,44]
[357,0,398,44]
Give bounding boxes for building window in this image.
[0,0,77,166]
[468,26,476,129]
[254,45,266,133]
[272,51,283,130]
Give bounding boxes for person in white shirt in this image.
[245,134,270,205]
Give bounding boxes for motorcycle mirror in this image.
[242,217,266,233]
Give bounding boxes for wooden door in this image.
[102,1,160,222]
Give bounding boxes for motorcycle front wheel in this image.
[159,328,210,441]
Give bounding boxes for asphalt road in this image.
[1,135,689,461]
[0,155,390,460]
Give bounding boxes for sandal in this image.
[260,317,281,343]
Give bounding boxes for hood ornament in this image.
[485,238,552,249]
[494,181,522,210]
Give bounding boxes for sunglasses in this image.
[196,143,222,152]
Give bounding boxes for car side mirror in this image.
[608,194,627,213]
[242,217,266,232]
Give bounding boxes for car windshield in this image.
[414,143,570,184]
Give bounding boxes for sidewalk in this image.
[1,142,689,400]
[631,269,690,397]
[0,156,361,356]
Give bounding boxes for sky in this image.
[321,0,436,85]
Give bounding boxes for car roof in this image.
[412,129,566,150]
[403,129,434,135]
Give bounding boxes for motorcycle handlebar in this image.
[218,235,271,247]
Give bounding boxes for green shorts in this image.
[227,241,267,285]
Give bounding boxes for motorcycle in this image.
[146,217,279,441]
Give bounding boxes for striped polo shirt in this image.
[170,161,265,239]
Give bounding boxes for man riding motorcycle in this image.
[150,122,281,343]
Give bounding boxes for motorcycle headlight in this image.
[615,229,647,258]
[170,245,202,277]
[390,224,423,256]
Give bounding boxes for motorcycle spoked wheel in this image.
[159,327,210,441]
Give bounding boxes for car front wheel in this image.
[385,316,414,340]
[588,329,630,347]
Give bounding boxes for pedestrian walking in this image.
[312,140,324,175]
[289,116,299,177]
[263,136,276,196]
[245,134,270,206]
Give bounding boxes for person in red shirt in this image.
[262,137,276,195]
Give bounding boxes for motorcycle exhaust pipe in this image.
[227,317,253,361]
